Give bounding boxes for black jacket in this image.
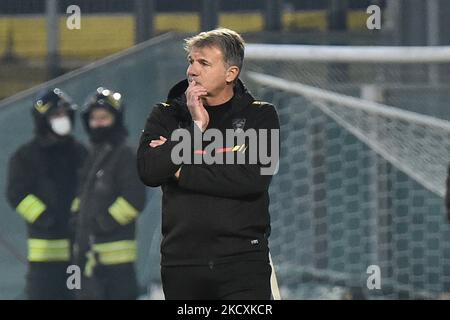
[6,136,87,239]
[137,79,280,266]
[73,137,147,266]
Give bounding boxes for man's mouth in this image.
[188,77,199,84]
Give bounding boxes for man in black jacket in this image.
[137,28,280,299]
[73,87,146,300]
[6,88,87,299]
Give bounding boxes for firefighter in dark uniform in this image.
[72,87,146,300]
[6,88,87,300]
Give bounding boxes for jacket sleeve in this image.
[104,147,147,226]
[177,104,280,198]
[69,142,89,238]
[6,148,50,225]
[71,142,88,212]
[137,103,191,187]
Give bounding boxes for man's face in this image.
[187,46,235,98]
[89,108,115,129]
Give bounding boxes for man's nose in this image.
[187,63,198,77]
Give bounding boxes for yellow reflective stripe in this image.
[108,197,138,225]
[97,250,137,265]
[28,239,70,262]
[93,240,136,252]
[84,250,97,278]
[71,197,80,213]
[93,240,137,265]
[16,194,46,223]
[29,239,69,249]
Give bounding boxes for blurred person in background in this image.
[72,87,146,300]
[6,88,87,300]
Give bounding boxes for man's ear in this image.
[226,66,240,83]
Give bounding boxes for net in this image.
[243,44,450,299]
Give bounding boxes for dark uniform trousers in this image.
[77,263,137,300]
[27,262,73,300]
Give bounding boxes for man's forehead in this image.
[90,108,113,117]
[188,45,223,59]
[49,105,68,115]
[51,108,67,114]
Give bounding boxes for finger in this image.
[187,80,208,93]
[159,136,167,141]
[187,93,206,107]
[150,139,166,145]
[186,80,194,97]
[190,88,208,97]
[189,85,207,94]
[193,87,208,94]
[149,141,163,148]
[157,138,167,144]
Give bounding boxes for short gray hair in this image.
[184,28,245,71]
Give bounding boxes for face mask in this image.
[89,126,115,144]
[50,116,72,136]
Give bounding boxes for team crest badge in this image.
[232,118,246,132]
